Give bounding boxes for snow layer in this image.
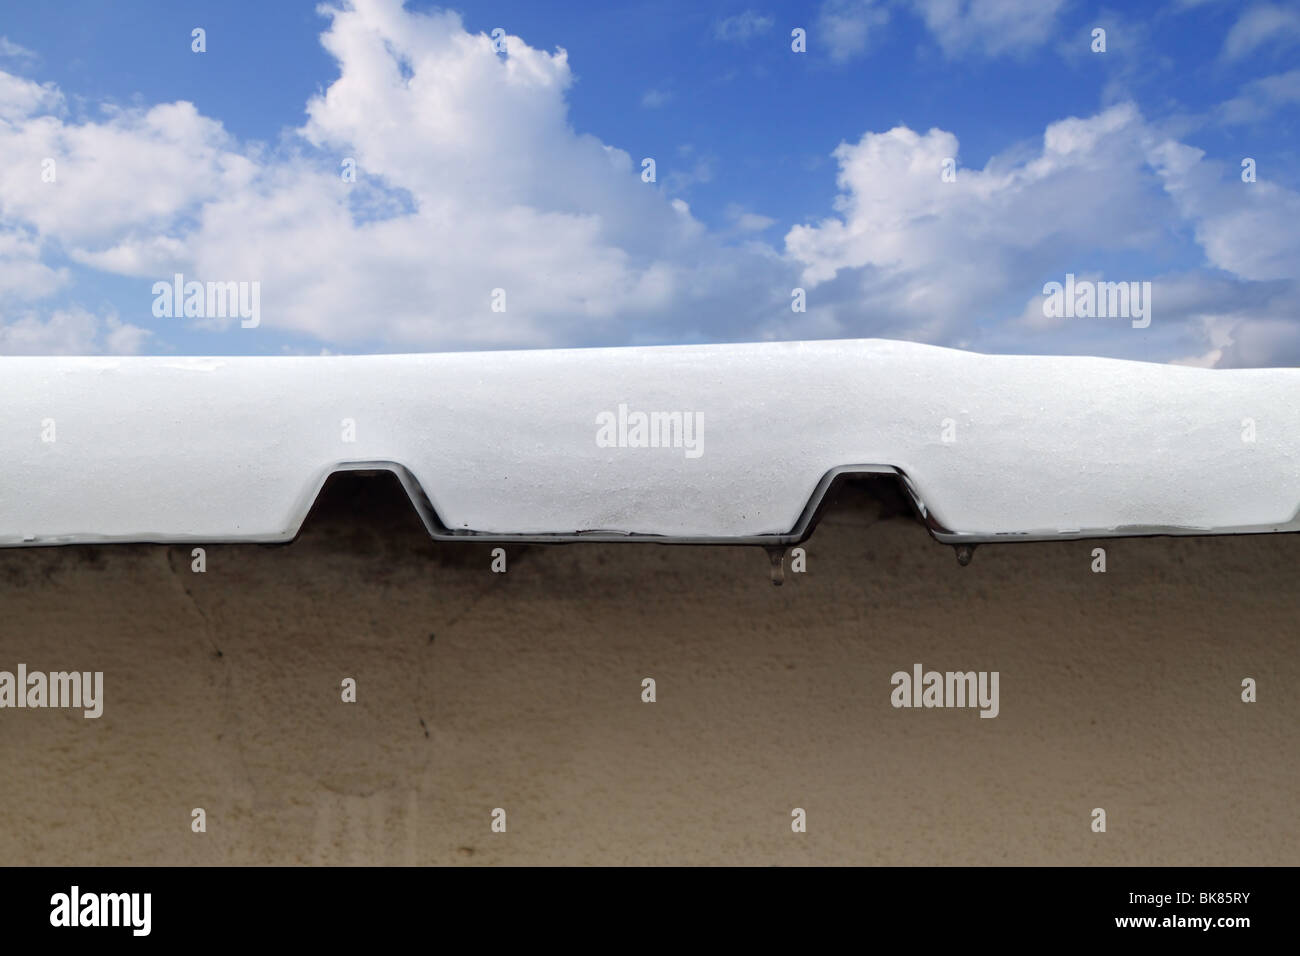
[1,339,1298,545]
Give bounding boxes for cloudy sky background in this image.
[0,0,1297,365]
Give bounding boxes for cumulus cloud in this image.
[0,0,787,349]
[0,227,67,301]
[0,0,1298,367]
[0,99,254,245]
[0,68,60,120]
[0,307,149,355]
[785,105,1166,337]
[783,102,1300,359]
[1149,140,1300,283]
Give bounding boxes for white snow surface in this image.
[1,339,1298,545]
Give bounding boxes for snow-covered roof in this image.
[2,339,1297,548]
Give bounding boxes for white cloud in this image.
[0,227,67,301]
[641,87,673,108]
[817,0,1065,62]
[714,11,775,43]
[0,99,254,245]
[1222,3,1300,61]
[1148,139,1300,282]
[1151,272,1298,367]
[784,102,1300,360]
[0,69,61,120]
[910,0,1067,58]
[69,235,189,277]
[786,105,1161,301]
[737,213,774,231]
[662,146,716,194]
[0,0,1297,367]
[0,1,784,350]
[1218,68,1300,123]
[0,37,37,63]
[817,0,890,62]
[0,307,150,355]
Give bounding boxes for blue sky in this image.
[0,0,1298,364]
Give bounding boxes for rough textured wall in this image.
[0,476,1294,865]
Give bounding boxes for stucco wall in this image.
[1,476,1294,865]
